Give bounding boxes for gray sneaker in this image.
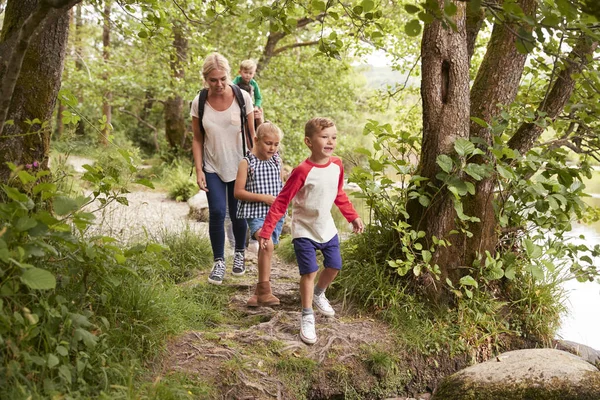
[208,259,226,285]
[232,251,245,276]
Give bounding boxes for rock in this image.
[556,340,600,367]
[433,348,600,400]
[188,191,209,222]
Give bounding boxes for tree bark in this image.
[463,0,537,267]
[0,0,79,183]
[74,2,85,136]
[409,0,470,296]
[100,0,111,146]
[164,21,188,151]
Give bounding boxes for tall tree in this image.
[164,20,188,151]
[100,0,111,145]
[406,0,599,300]
[0,0,82,183]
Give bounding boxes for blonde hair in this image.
[240,59,257,72]
[202,52,231,86]
[256,121,283,141]
[304,117,335,138]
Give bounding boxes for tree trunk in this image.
[74,2,85,136]
[100,0,111,146]
[409,0,470,297]
[463,0,537,267]
[0,0,75,183]
[164,21,188,151]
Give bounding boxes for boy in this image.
[233,59,263,127]
[258,117,364,345]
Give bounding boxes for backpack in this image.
[197,84,253,154]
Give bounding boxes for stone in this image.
[433,348,600,400]
[188,191,209,222]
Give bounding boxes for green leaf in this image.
[404,4,420,14]
[47,354,59,369]
[312,0,326,11]
[21,268,56,290]
[459,275,478,288]
[361,0,374,12]
[523,239,542,259]
[437,154,453,173]
[15,216,37,232]
[454,138,475,157]
[54,196,79,216]
[470,116,489,127]
[59,365,72,383]
[405,19,422,37]
[74,328,98,348]
[504,265,516,280]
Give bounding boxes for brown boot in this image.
[246,286,259,307]
[257,281,280,306]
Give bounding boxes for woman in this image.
[190,52,255,285]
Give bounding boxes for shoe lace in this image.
[234,252,244,268]
[213,260,225,275]
[303,314,315,328]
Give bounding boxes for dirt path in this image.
[69,165,428,398]
[161,248,429,399]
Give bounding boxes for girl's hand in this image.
[197,171,208,192]
[351,217,364,234]
[258,236,271,250]
[263,195,276,206]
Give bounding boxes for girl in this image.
[234,122,286,306]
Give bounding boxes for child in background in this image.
[257,117,364,344]
[233,59,263,128]
[234,122,286,306]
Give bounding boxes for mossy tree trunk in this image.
[0,0,80,184]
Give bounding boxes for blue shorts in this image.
[247,216,285,245]
[292,235,342,275]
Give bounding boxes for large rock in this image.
[556,340,600,367]
[433,348,600,400]
[187,191,209,222]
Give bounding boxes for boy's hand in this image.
[258,236,271,250]
[351,217,364,234]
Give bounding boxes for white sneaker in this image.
[313,292,335,317]
[300,313,317,344]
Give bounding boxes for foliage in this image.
[0,155,224,397]
[162,160,198,203]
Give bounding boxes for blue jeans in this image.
[204,171,247,260]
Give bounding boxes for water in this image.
[556,189,600,350]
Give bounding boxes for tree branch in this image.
[508,35,599,154]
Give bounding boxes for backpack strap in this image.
[231,84,253,154]
[197,88,208,135]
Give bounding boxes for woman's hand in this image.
[197,171,208,192]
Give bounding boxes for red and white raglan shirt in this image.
[259,157,359,243]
